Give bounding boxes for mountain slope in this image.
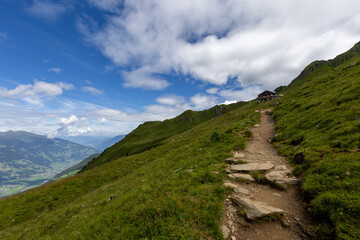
[0,102,258,239]
[93,135,126,151]
[83,101,248,171]
[51,153,100,180]
[0,131,97,197]
[272,42,360,239]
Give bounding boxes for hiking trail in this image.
[221,109,314,240]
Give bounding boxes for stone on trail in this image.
[234,186,251,196]
[224,182,238,189]
[265,170,300,185]
[225,157,239,164]
[221,225,230,239]
[233,152,245,158]
[230,162,274,172]
[231,195,284,220]
[228,173,255,182]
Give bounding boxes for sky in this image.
[0,0,360,139]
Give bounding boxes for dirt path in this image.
[221,109,314,240]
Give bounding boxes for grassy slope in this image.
[273,42,360,239]
[83,101,247,171]
[0,102,258,239]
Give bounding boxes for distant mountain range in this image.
[0,131,97,197]
[59,135,126,151]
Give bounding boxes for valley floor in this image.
[222,110,314,240]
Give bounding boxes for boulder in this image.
[230,162,274,172]
[231,195,284,220]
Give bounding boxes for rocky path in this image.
[221,109,314,240]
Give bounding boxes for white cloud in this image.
[190,93,218,110]
[221,100,237,105]
[82,86,104,95]
[98,117,106,125]
[156,94,185,106]
[206,87,219,94]
[0,80,73,101]
[80,0,360,90]
[48,67,62,73]
[122,67,170,90]
[49,115,92,138]
[27,0,67,20]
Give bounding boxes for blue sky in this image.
[0,0,360,138]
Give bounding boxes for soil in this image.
[222,109,315,240]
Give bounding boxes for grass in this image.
[272,42,360,239]
[0,102,258,239]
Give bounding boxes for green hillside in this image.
[83,101,248,171]
[0,102,257,239]
[272,42,360,239]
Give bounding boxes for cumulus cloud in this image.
[206,87,219,94]
[221,100,237,105]
[48,67,62,73]
[27,0,67,20]
[82,86,104,95]
[48,115,92,138]
[0,80,73,104]
[190,93,219,110]
[98,117,106,125]
[156,94,185,106]
[79,0,360,92]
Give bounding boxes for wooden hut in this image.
[257,90,277,102]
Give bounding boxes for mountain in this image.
[83,101,248,171]
[51,153,101,180]
[60,135,126,151]
[0,43,359,239]
[0,131,97,197]
[93,135,126,151]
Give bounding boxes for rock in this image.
[225,157,239,164]
[265,170,299,185]
[230,162,274,172]
[233,152,245,158]
[255,110,259,112]
[234,186,251,196]
[231,236,237,240]
[221,225,230,239]
[231,195,284,220]
[224,182,238,189]
[254,124,259,127]
[228,173,255,182]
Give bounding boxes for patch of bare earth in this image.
[221,109,314,240]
